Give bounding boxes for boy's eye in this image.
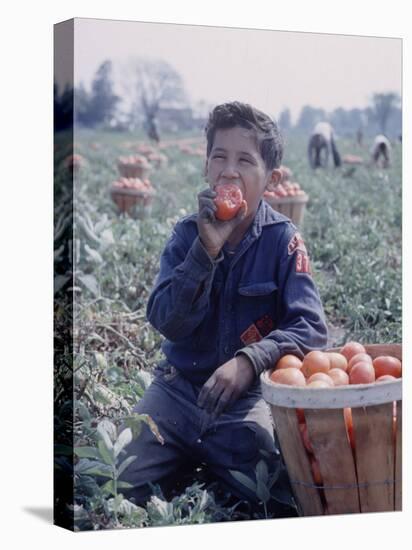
[212,154,225,159]
[240,158,253,164]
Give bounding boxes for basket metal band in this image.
[261,371,402,408]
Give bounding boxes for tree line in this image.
[54,58,401,140]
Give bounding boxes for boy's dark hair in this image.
[205,101,284,170]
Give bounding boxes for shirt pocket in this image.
[238,281,278,297]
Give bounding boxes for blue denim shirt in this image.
[147,200,328,385]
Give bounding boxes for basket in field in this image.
[261,344,402,516]
[264,193,309,226]
[110,179,155,218]
[117,155,151,179]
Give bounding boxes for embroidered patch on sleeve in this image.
[240,323,262,345]
[287,232,307,255]
[296,250,311,274]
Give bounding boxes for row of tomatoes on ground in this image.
[269,341,402,388]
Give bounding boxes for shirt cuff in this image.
[188,237,224,273]
[235,340,281,378]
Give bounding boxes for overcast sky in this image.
[59,17,402,122]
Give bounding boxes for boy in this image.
[120,102,328,516]
[308,121,341,168]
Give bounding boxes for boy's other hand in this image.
[197,355,255,418]
[197,188,247,258]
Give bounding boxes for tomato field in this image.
[54,128,401,529]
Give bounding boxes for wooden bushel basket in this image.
[264,193,309,226]
[117,163,148,179]
[261,344,402,516]
[110,187,154,218]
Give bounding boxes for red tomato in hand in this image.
[214,184,243,221]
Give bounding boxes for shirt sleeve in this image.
[146,221,224,341]
[235,225,328,378]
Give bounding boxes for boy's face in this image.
[205,126,281,217]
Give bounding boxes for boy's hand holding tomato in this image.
[197,184,248,258]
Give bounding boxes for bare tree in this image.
[369,93,400,134]
[122,57,187,141]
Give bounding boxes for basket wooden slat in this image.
[264,193,308,226]
[270,406,324,516]
[352,403,394,512]
[305,408,360,514]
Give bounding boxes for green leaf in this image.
[77,273,99,296]
[75,458,111,477]
[117,455,137,477]
[71,504,89,520]
[98,419,117,443]
[98,439,115,466]
[256,460,269,486]
[100,228,115,249]
[271,486,296,508]
[97,421,115,448]
[116,481,134,489]
[256,479,271,503]
[84,243,103,264]
[74,446,100,460]
[136,370,153,390]
[94,352,108,370]
[148,496,174,521]
[122,416,143,440]
[74,400,91,421]
[101,480,116,497]
[229,470,257,494]
[114,428,132,458]
[117,499,140,516]
[54,274,71,295]
[268,462,282,489]
[80,465,113,479]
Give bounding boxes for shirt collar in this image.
[249,199,289,239]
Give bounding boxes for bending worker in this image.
[308,121,341,168]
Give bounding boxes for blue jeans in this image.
[119,362,296,513]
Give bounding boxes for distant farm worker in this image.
[120,101,328,516]
[308,121,341,168]
[371,134,391,168]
